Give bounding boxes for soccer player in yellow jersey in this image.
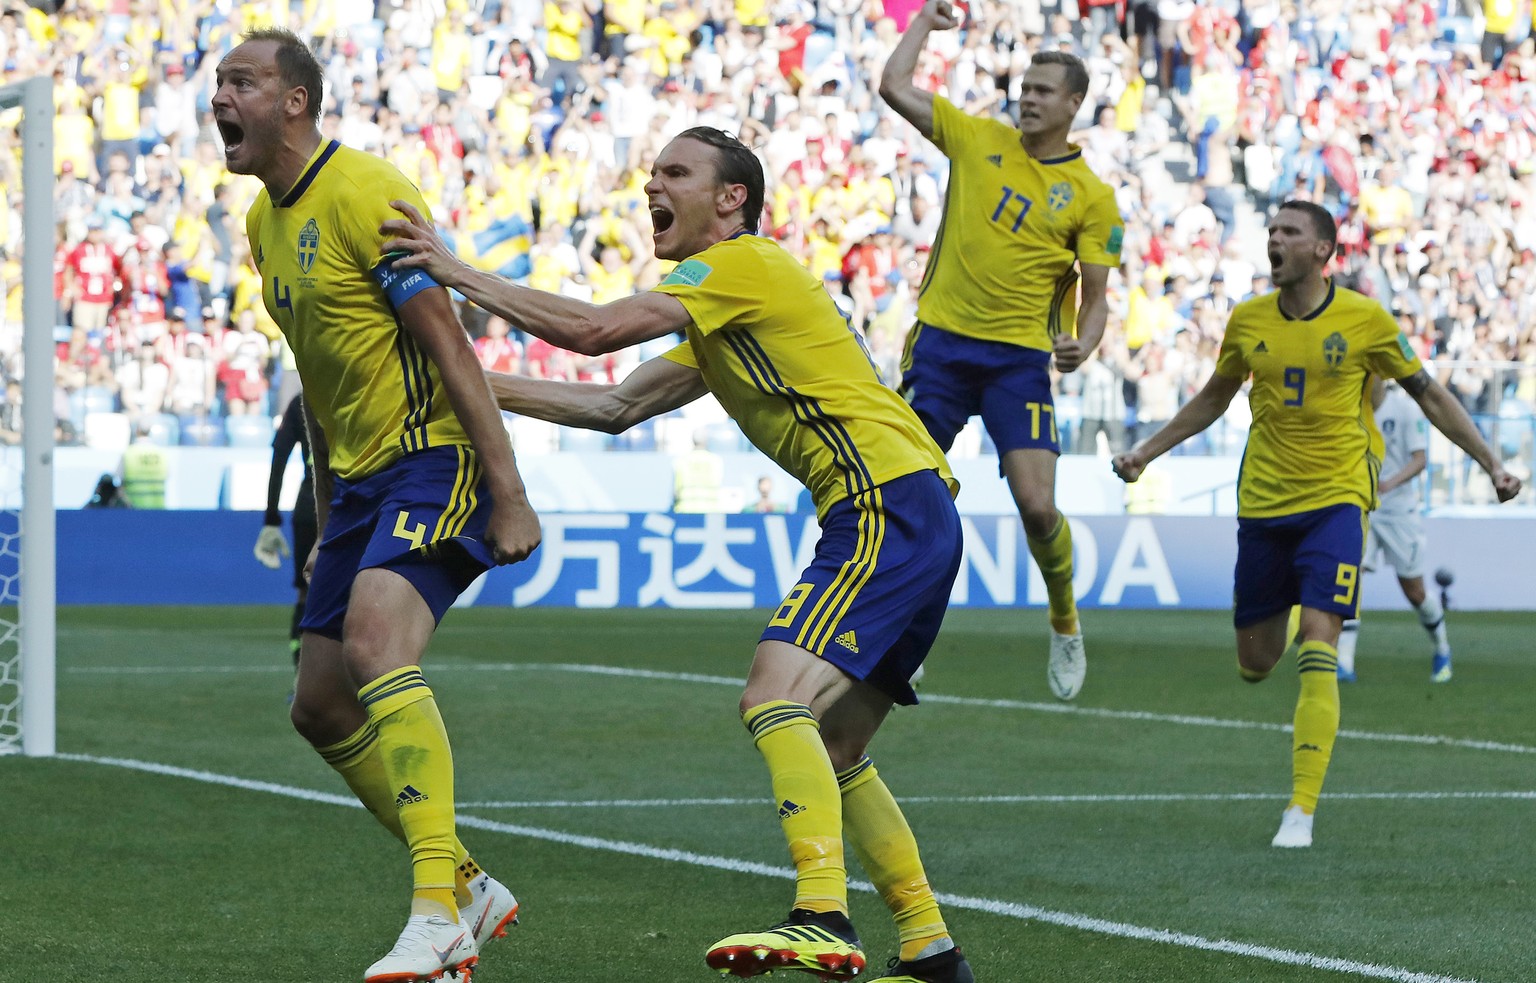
[383,126,976,983]
[213,29,540,981]
[881,1,1123,702]
[1113,200,1521,848]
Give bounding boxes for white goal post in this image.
[0,76,55,757]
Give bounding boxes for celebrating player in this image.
[880,0,1122,701]
[1112,200,1520,849]
[214,29,539,981]
[383,125,975,983]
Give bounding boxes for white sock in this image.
[1337,618,1359,674]
[1416,595,1450,655]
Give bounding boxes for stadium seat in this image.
[614,419,657,452]
[179,413,226,447]
[82,410,131,450]
[81,385,118,416]
[224,414,276,449]
[143,412,180,447]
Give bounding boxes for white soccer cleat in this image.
[459,873,520,948]
[1048,631,1086,701]
[364,913,478,982]
[1271,805,1315,849]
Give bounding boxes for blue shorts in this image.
[900,322,1059,470]
[760,469,962,706]
[301,445,496,640]
[1233,503,1367,628]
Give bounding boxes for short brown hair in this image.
[242,27,325,123]
[1030,50,1090,97]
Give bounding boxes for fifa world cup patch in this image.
[662,259,713,287]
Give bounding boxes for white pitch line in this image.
[455,790,1536,809]
[54,752,1490,983]
[66,660,1536,754]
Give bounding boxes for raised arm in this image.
[877,0,961,141]
[1399,368,1522,502]
[1113,370,1245,482]
[381,201,693,356]
[488,354,709,434]
[394,285,542,564]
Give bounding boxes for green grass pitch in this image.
[4,606,1533,982]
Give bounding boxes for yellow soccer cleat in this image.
[706,908,866,980]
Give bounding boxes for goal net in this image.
[0,76,55,757]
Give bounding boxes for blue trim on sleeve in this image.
[373,252,442,309]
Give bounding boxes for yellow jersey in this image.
[246,140,470,482]
[1215,281,1423,518]
[917,96,1122,351]
[655,235,956,517]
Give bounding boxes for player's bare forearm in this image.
[1405,371,1502,476]
[1116,372,1241,480]
[1057,280,1110,374]
[878,1,956,138]
[488,356,707,434]
[381,200,689,355]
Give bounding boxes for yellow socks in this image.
[837,756,949,962]
[744,701,846,915]
[1027,513,1078,635]
[1290,641,1340,814]
[358,666,460,921]
[316,720,480,909]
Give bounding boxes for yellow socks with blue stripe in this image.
[317,721,483,907]
[1027,513,1078,634]
[744,701,846,915]
[359,666,460,921]
[316,720,482,908]
[837,756,951,962]
[1290,641,1340,814]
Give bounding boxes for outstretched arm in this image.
[1400,369,1522,502]
[1113,370,1244,481]
[877,0,961,140]
[488,354,710,434]
[380,201,694,356]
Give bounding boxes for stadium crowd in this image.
[3,0,1535,472]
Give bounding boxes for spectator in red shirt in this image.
[421,100,464,166]
[64,218,122,359]
[474,316,523,374]
[772,4,815,93]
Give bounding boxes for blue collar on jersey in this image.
[1034,148,1083,165]
[1277,278,1336,321]
[277,140,341,208]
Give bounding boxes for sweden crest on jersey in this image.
[298,218,320,274]
[1323,331,1347,371]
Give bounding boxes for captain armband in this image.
[373,251,442,309]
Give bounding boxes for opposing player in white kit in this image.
[1340,378,1453,682]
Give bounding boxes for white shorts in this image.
[1364,511,1425,580]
